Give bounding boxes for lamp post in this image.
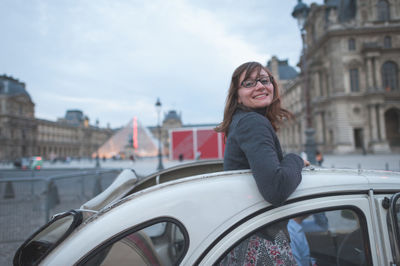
[155,98,164,170]
[95,151,100,168]
[95,144,100,168]
[292,0,316,165]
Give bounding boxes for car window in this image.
[218,209,371,266]
[82,220,187,266]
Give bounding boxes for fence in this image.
[0,169,123,266]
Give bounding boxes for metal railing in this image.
[0,169,122,265]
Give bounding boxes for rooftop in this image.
[0,75,31,99]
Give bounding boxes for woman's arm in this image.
[235,113,304,206]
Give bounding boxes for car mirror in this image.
[13,210,82,266]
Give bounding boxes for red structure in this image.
[169,128,225,160]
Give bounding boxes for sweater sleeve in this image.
[235,113,304,206]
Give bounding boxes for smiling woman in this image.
[215,61,310,264]
[237,69,274,109]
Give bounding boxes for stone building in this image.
[0,75,113,161]
[267,58,304,154]
[279,0,400,154]
[36,112,113,160]
[0,75,37,160]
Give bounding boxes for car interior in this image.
[82,221,186,266]
[218,208,371,266]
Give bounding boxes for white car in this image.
[14,161,400,265]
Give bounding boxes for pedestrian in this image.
[216,61,309,265]
[316,150,323,166]
[288,212,328,266]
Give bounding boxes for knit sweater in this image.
[224,108,304,206]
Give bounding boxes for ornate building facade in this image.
[0,75,37,161]
[279,0,400,154]
[0,75,113,161]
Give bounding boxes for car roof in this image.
[44,167,400,265]
[128,167,400,202]
[81,160,224,211]
[92,167,400,222]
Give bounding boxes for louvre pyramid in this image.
[97,118,158,158]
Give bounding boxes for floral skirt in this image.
[219,229,297,266]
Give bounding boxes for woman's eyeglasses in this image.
[241,76,274,88]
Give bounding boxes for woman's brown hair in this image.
[215,61,293,136]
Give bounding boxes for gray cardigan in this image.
[224,108,304,206]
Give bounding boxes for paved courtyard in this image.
[322,153,400,171]
[2,153,399,173]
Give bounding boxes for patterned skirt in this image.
[219,225,297,266]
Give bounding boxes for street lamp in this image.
[155,98,164,170]
[95,150,100,168]
[292,0,317,165]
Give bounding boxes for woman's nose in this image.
[255,81,266,90]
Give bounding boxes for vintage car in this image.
[14,160,400,265]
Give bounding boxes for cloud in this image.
[0,0,324,128]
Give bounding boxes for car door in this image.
[197,194,379,266]
[387,192,400,264]
[374,192,400,265]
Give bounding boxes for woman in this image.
[216,61,309,265]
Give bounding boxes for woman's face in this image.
[237,68,274,109]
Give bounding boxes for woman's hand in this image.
[303,159,310,167]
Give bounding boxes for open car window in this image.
[80,219,188,266]
[218,208,372,266]
[128,160,223,194]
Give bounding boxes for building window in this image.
[377,0,390,21]
[348,38,356,51]
[325,72,330,96]
[318,71,326,96]
[384,36,392,48]
[312,24,317,43]
[382,61,399,91]
[329,129,334,144]
[350,68,360,92]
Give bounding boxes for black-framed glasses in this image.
[241,76,274,88]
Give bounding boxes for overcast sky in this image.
[1,0,323,128]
